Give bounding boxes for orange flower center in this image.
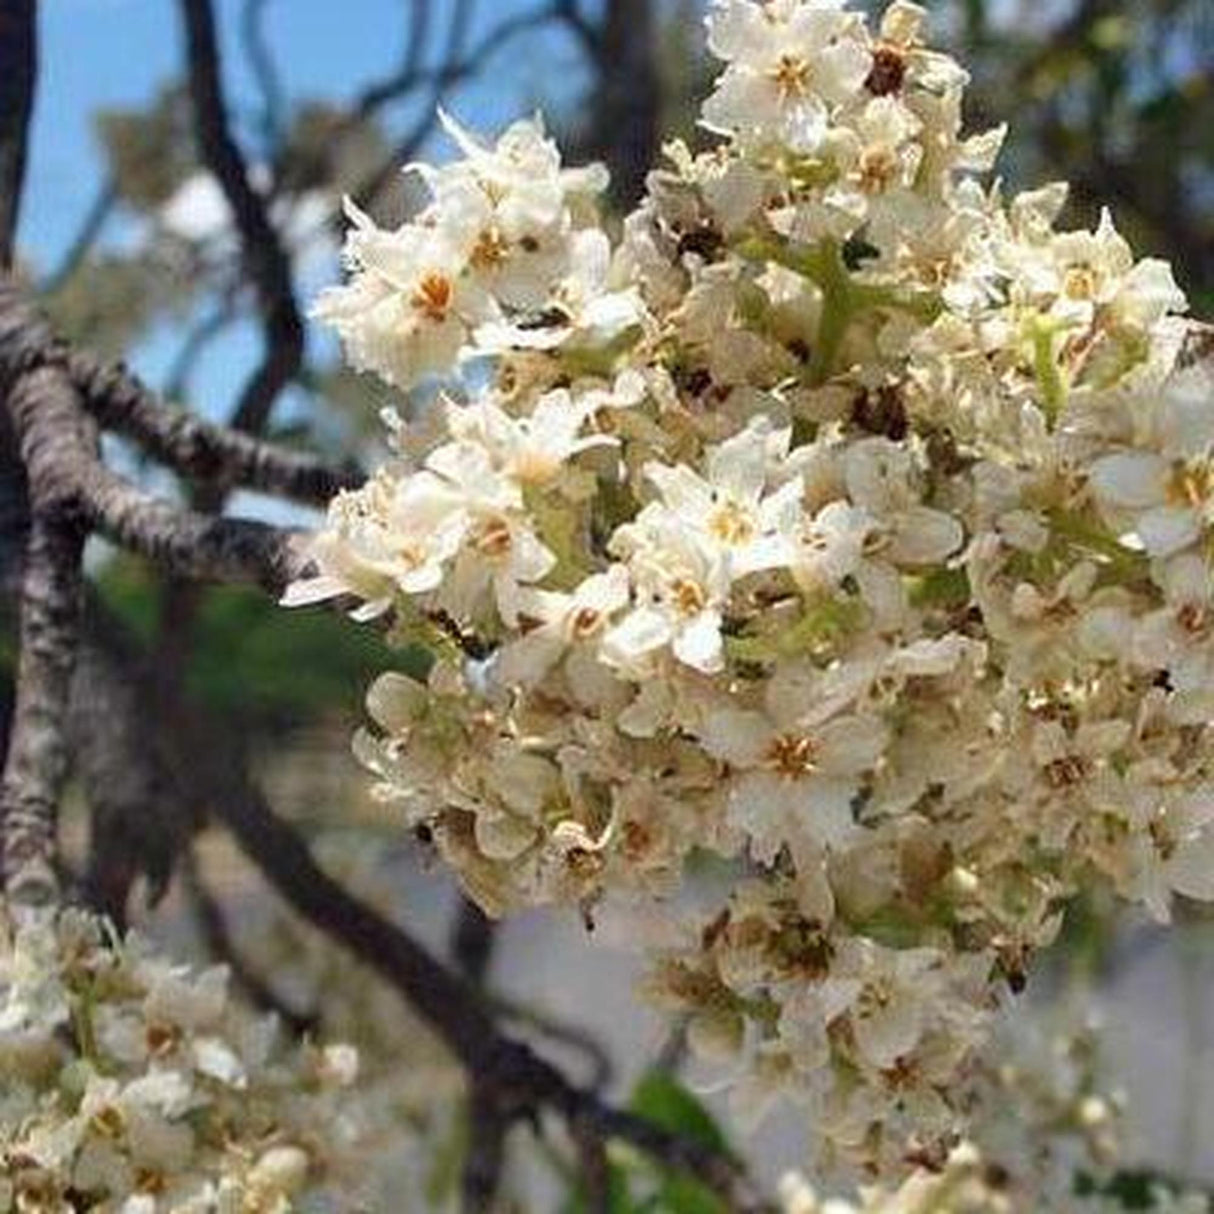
[411,270,454,322]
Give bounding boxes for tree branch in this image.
[40,178,118,294]
[177,712,767,1209]
[179,0,303,434]
[348,1,565,212]
[0,294,304,593]
[74,353,362,506]
[0,0,37,271]
[0,286,359,508]
[0,503,84,910]
[239,0,286,153]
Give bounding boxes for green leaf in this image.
[628,1071,727,1153]
[627,1072,731,1214]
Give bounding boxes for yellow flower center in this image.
[411,270,454,323]
[470,227,510,271]
[769,54,812,98]
[1062,264,1099,302]
[1167,460,1213,509]
[475,517,514,559]
[569,605,604,640]
[708,499,756,546]
[765,732,820,778]
[670,577,707,617]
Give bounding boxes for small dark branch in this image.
[208,778,503,1065]
[73,601,196,925]
[0,380,86,908]
[571,1113,612,1214]
[451,893,495,987]
[73,352,362,506]
[0,0,37,271]
[239,0,286,153]
[492,996,613,1093]
[179,0,303,434]
[41,179,118,294]
[348,0,433,122]
[184,848,319,1037]
[164,296,238,400]
[461,1083,511,1214]
[588,0,660,210]
[210,785,768,1211]
[554,0,601,58]
[349,1,563,211]
[568,1099,764,1210]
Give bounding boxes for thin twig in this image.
[347,1,562,212]
[239,0,286,153]
[163,296,239,401]
[203,777,768,1211]
[179,0,303,435]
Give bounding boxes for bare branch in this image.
[73,354,362,506]
[0,286,359,508]
[72,598,195,924]
[451,893,495,986]
[586,0,660,210]
[204,771,769,1211]
[0,504,84,910]
[179,0,303,434]
[571,1113,612,1214]
[349,1,564,211]
[461,1082,511,1214]
[0,0,37,270]
[163,294,239,400]
[0,294,304,592]
[347,0,433,123]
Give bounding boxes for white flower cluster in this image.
[0,911,358,1212]
[778,1143,1211,1214]
[293,0,1211,1176]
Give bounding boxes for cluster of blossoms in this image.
[291,0,1213,1182]
[776,1009,1212,1213]
[778,1144,1211,1214]
[0,911,360,1212]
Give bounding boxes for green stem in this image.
[1031,317,1068,422]
[734,234,941,384]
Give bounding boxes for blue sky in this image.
[23,0,607,438]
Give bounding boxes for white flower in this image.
[702,0,870,153]
[603,509,732,675]
[312,201,494,389]
[644,421,803,580]
[476,228,645,353]
[445,387,615,485]
[1123,787,1214,921]
[494,565,631,686]
[281,468,470,618]
[698,661,887,862]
